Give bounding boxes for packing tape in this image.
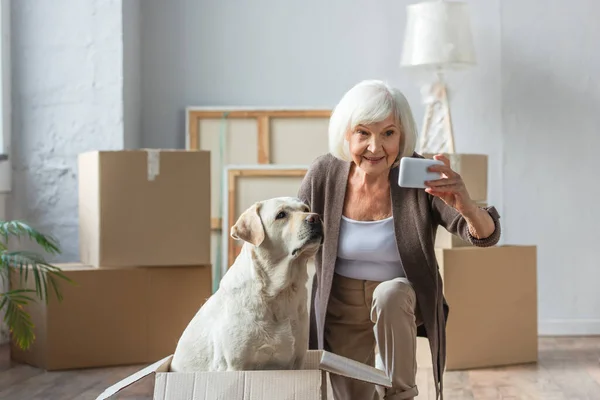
[147,149,160,181]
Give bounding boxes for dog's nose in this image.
[305,214,320,224]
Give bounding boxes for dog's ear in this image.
[231,203,265,246]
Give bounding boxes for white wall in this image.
[9,0,126,263]
[2,0,139,345]
[501,0,600,335]
[0,0,10,345]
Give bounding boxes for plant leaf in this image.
[2,251,75,304]
[0,220,71,351]
[0,289,36,350]
[0,220,61,255]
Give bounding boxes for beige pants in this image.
[324,273,421,400]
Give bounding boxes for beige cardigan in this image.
[298,153,501,400]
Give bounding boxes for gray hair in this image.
[328,80,418,165]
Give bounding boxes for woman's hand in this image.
[424,154,477,216]
[424,154,495,239]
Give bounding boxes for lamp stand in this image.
[416,71,456,155]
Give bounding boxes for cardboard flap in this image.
[302,350,324,369]
[96,355,172,399]
[318,350,392,388]
[154,370,322,400]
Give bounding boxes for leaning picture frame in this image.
[220,164,308,278]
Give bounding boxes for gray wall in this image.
[138,0,599,335]
[123,0,142,150]
[139,0,503,189]
[501,0,600,334]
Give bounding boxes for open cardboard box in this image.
[99,350,392,399]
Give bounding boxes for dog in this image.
[170,196,323,372]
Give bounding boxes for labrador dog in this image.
[170,196,323,372]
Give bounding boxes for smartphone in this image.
[398,157,444,189]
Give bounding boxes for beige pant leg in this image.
[371,278,420,400]
[324,274,378,400]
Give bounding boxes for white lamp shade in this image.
[400,1,476,69]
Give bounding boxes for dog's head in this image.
[231,197,323,261]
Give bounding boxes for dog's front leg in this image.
[292,305,309,369]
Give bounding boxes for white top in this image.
[335,215,406,282]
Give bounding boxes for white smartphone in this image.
[398,157,445,189]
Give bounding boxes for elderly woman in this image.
[298,80,501,400]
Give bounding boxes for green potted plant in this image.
[0,220,73,350]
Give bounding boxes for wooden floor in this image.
[1,337,599,399]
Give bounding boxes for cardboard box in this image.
[417,246,538,370]
[10,263,212,370]
[434,227,472,248]
[99,350,392,400]
[423,153,488,202]
[434,202,488,249]
[78,150,211,267]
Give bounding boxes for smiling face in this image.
[345,114,402,176]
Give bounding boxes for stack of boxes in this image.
[11,150,213,370]
[418,153,538,371]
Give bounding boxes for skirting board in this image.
[538,319,600,336]
[220,164,310,279]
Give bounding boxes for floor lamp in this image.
[400,0,476,155]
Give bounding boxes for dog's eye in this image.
[275,211,287,220]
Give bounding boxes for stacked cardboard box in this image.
[417,246,538,371]
[415,153,538,370]
[11,150,213,370]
